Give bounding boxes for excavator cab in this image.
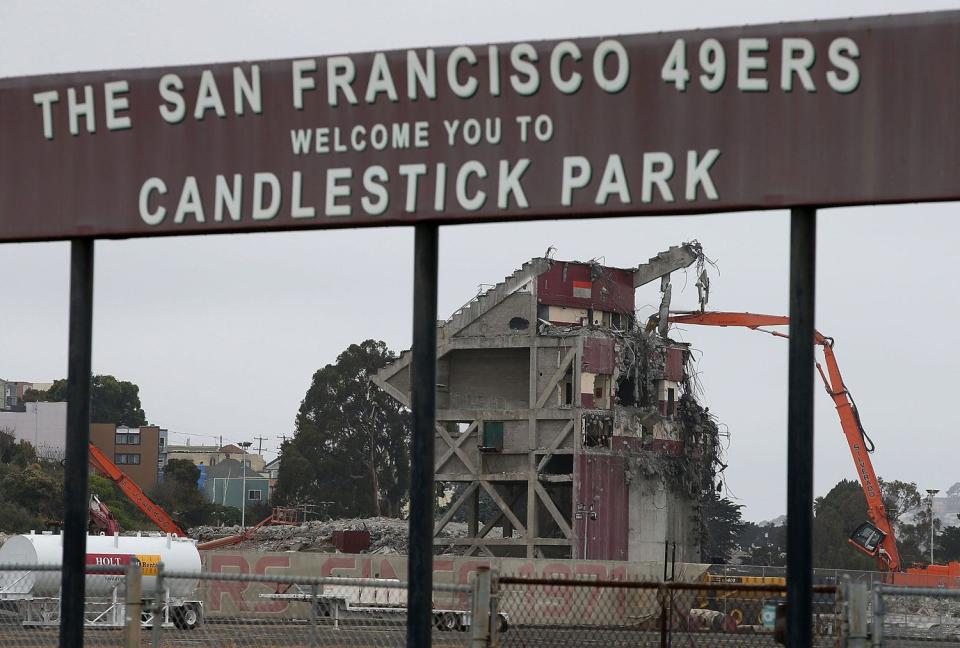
[849,521,885,556]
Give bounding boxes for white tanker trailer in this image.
[0,531,203,629]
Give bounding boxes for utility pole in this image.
[239,441,252,529]
[253,435,267,455]
[926,488,940,564]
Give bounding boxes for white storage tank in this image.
[0,532,200,598]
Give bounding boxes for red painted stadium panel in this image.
[583,338,615,374]
[537,262,635,313]
[575,454,629,561]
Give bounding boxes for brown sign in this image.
[1,11,958,241]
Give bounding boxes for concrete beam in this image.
[633,244,699,288]
[436,472,530,482]
[535,346,577,409]
[535,481,574,539]
[434,481,479,537]
[434,420,479,473]
[439,537,571,546]
[480,480,527,536]
[437,408,576,421]
[535,420,575,472]
[436,423,477,474]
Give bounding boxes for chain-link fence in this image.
[0,562,478,647]
[497,576,838,647]
[874,584,960,645]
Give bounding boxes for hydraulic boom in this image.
[87,443,186,537]
[661,311,900,571]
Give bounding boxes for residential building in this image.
[203,458,270,510]
[0,401,67,459]
[0,379,16,410]
[90,424,162,490]
[165,443,266,473]
[374,248,722,561]
[0,379,52,410]
[158,428,168,479]
[0,403,166,488]
[263,456,281,489]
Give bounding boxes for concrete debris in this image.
[188,517,472,554]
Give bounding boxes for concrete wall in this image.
[455,292,533,338]
[198,550,709,623]
[446,347,528,410]
[628,479,699,563]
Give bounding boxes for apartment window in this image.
[115,432,141,445]
[247,490,262,501]
[114,453,141,465]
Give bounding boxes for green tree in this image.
[149,459,211,528]
[877,479,925,566]
[880,479,922,533]
[812,479,875,570]
[89,474,151,530]
[0,428,38,466]
[34,375,147,426]
[939,523,960,562]
[738,521,786,566]
[275,340,411,518]
[699,491,746,563]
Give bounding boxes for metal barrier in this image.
[2,561,858,647]
[497,576,839,647]
[0,562,477,647]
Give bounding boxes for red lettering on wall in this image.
[320,556,357,577]
[252,556,291,612]
[208,554,249,612]
[542,563,573,618]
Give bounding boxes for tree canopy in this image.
[699,490,746,563]
[274,340,411,518]
[812,479,876,570]
[26,375,147,426]
[149,459,240,529]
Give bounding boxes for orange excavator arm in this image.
[88,443,187,537]
[664,311,901,571]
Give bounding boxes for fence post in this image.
[124,560,143,648]
[151,562,164,648]
[870,587,883,648]
[845,581,868,648]
[470,566,492,648]
[658,584,668,648]
[490,569,501,648]
[310,583,318,647]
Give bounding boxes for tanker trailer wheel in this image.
[313,598,332,618]
[173,604,201,630]
[438,612,460,632]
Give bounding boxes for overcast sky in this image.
[2,1,958,521]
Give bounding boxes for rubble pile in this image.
[188,517,470,554]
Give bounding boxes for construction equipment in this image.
[87,443,186,537]
[87,494,120,535]
[658,311,960,580]
[195,506,299,551]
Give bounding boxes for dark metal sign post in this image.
[407,224,438,648]
[60,240,94,648]
[5,9,960,647]
[787,208,816,648]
